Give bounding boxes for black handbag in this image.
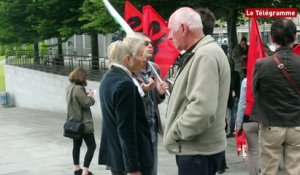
[63,86,84,139]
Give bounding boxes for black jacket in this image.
[99,66,153,173]
[252,47,300,126]
[227,70,241,109]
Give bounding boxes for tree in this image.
[0,0,41,62]
[80,0,119,70]
[119,0,300,58]
[30,0,85,65]
[0,0,86,65]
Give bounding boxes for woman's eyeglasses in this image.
[144,41,153,46]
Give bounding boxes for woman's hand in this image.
[87,89,95,97]
[141,77,155,92]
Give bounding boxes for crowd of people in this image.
[64,6,300,175]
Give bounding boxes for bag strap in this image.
[67,85,84,121]
[272,55,300,96]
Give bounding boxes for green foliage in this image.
[0,0,298,59]
[25,44,34,59]
[4,45,14,57]
[0,46,6,56]
[0,63,5,92]
[15,45,24,59]
[0,0,40,44]
[35,0,86,39]
[40,41,48,57]
[79,0,119,34]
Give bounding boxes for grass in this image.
[0,55,5,92]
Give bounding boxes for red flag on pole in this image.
[293,44,300,56]
[124,1,142,32]
[245,18,265,116]
[142,5,179,78]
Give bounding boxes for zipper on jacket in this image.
[176,140,182,153]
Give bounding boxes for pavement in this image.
[0,107,286,175]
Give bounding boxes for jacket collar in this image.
[191,35,216,53]
[110,63,132,77]
[274,46,293,53]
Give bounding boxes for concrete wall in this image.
[4,65,102,117]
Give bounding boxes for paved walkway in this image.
[0,107,285,175]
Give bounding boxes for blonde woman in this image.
[99,33,153,175]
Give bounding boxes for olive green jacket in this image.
[66,83,95,133]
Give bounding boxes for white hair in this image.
[171,7,203,31]
[106,33,145,64]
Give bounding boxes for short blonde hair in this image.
[107,33,145,64]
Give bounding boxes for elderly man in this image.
[163,7,230,175]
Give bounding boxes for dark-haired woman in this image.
[66,67,96,175]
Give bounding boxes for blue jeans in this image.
[176,151,225,175]
[152,136,158,175]
[230,98,239,133]
[147,117,158,175]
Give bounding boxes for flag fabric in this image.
[124,1,142,32]
[293,44,300,56]
[245,18,265,116]
[235,130,247,158]
[142,5,179,78]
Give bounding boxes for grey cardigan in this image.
[66,83,95,133]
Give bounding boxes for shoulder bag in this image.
[272,55,300,96]
[63,86,84,139]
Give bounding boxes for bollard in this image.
[0,92,8,107]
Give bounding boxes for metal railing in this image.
[5,51,179,82]
[5,54,110,81]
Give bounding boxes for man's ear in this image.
[181,23,188,36]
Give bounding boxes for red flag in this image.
[142,5,179,78]
[245,18,265,116]
[235,131,247,158]
[293,44,300,56]
[124,1,142,32]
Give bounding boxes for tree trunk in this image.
[33,42,39,64]
[227,9,238,60]
[91,31,99,70]
[56,38,64,66]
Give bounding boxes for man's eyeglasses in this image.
[144,41,153,46]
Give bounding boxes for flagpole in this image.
[148,62,170,96]
[102,0,170,96]
[102,0,133,34]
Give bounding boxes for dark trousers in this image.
[176,151,225,175]
[73,133,96,168]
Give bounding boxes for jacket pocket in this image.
[260,126,280,143]
[176,140,182,153]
